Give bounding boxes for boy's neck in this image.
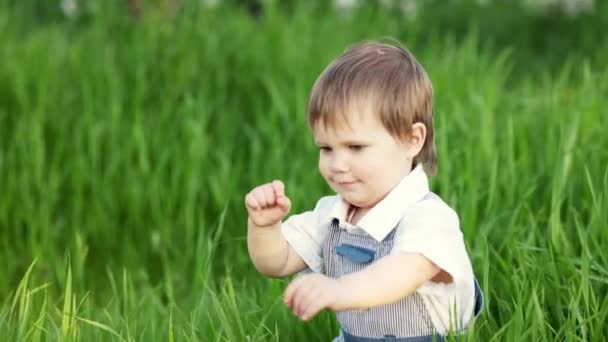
[347,205,369,226]
[344,167,418,226]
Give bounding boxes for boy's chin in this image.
[339,195,370,208]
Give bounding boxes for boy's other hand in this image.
[283,273,349,321]
[245,180,291,227]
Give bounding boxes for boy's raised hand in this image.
[245,180,291,227]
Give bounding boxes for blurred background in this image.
[1,0,607,340]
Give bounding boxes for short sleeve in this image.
[391,199,474,293]
[281,196,336,273]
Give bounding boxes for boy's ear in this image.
[406,122,426,158]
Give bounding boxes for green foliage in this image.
[0,1,607,340]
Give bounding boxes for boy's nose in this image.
[330,155,350,172]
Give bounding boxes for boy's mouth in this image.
[336,180,359,186]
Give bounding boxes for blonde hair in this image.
[307,41,437,175]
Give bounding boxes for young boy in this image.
[245,41,483,341]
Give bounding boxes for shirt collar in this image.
[326,164,430,241]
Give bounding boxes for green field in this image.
[1,1,607,340]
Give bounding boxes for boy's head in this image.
[307,41,437,175]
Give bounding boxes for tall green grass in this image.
[1,1,607,340]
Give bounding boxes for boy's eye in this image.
[319,146,332,152]
[349,145,365,151]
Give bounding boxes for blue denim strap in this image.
[342,330,445,342]
[473,278,484,318]
[336,243,376,263]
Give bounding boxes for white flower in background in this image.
[201,0,221,9]
[398,0,420,19]
[334,0,363,11]
[151,230,161,251]
[378,0,596,18]
[377,0,421,19]
[522,0,595,16]
[60,0,79,18]
[58,0,597,21]
[561,0,595,17]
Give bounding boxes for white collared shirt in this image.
[281,165,477,333]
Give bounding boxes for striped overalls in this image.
[323,201,484,341]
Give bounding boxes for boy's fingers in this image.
[276,196,291,212]
[300,298,321,321]
[283,277,304,308]
[283,282,295,307]
[294,283,317,318]
[252,186,269,208]
[245,193,260,210]
[262,185,275,208]
[289,278,314,316]
[271,180,285,197]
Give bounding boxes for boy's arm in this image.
[245,180,308,278]
[337,252,440,309]
[284,252,440,320]
[247,219,307,278]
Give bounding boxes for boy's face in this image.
[313,113,415,209]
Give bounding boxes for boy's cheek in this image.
[317,159,326,175]
[317,161,330,178]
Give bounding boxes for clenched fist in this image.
[245,180,292,227]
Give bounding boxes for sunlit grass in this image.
[0,1,607,340]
